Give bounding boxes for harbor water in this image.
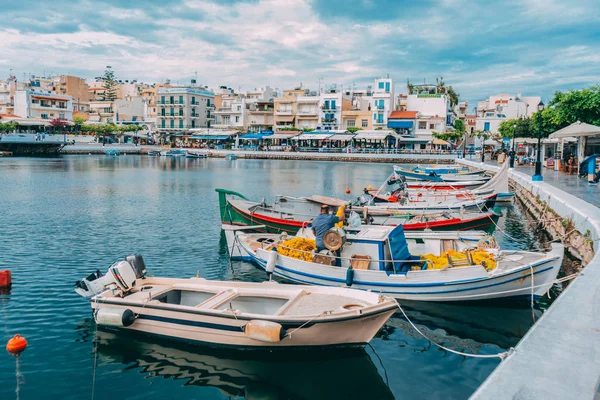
[0,156,564,400]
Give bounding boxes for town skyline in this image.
[1,0,599,107]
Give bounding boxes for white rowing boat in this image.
[75,255,398,349]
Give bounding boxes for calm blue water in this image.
[0,156,551,400]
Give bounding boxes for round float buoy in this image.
[0,270,11,288]
[367,185,373,190]
[6,334,27,356]
[345,188,351,194]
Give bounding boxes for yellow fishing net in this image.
[278,238,316,262]
[419,249,496,271]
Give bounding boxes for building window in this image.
[41,113,48,119]
[346,119,355,128]
[161,120,165,128]
[418,121,427,129]
[179,120,183,128]
[385,82,390,93]
[103,108,112,113]
[179,95,183,104]
[191,120,195,128]
[206,99,211,106]
[161,96,165,104]
[378,82,384,89]
[484,122,490,131]
[237,105,241,111]
[235,116,239,123]
[361,119,368,128]
[179,109,183,116]
[429,123,435,129]
[191,96,195,105]
[170,96,174,104]
[59,113,64,119]
[170,108,175,116]
[170,120,174,128]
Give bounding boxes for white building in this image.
[115,96,145,122]
[296,96,320,130]
[372,77,395,129]
[476,93,541,134]
[13,89,73,120]
[156,87,214,133]
[89,101,115,123]
[319,91,342,130]
[214,86,274,130]
[405,87,454,142]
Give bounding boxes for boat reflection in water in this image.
[95,330,394,400]
[389,301,542,350]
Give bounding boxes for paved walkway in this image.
[485,161,600,208]
[461,159,600,400]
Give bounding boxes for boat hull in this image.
[228,230,564,302]
[92,298,396,349]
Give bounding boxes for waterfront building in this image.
[89,100,115,123]
[13,89,73,120]
[156,87,215,135]
[53,75,93,113]
[274,89,305,130]
[214,86,274,130]
[454,100,468,122]
[476,93,541,134]
[296,95,320,130]
[246,100,274,132]
[372,77,395,129]
[342,110,372,130]
[406,82,455,144]
[319,90,343,130]
[115,96,145,122]
[0,79,14,115]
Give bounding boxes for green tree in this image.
[347,127,362,133]
[548,85,600,127]
[0,121,17,133]
[101,66,118,101]
[454,119,465,134]
[72,115,87,131]
[432,130,463,143]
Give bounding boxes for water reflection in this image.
[94,330,394,400]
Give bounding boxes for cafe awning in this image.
[326,133,356,141]
[387,120,414,129]
[293,133,333,140]
[549,121,600,139]
[239,133,273,140]
[431,138,450,145]
[191,135,231,140]
[266,132,301,140]
[354,131,393,141]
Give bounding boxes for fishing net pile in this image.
[419,249,497,271]
[278,238,316,262]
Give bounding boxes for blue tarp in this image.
[191,135,231,140]
[387,120,414,129]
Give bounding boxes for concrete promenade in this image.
[461,159,600,400]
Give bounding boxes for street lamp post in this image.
[532,101,545,181]
[509,122,517,168]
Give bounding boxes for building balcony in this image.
[248,109,274,114]
[321,118,337,123]
[297,110,318,116]
[32,103,69,110]
[275,110,292,116]
[215,107,234,113]
[321,105,340,111]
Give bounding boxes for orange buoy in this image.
[0,270,11,288]
[367,185,373,190]
[6,334,27,356]
[345,188,351,194]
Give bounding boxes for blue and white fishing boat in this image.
[164,149,186,156]
[413,164,472,175]
[105,149,120,156]
[225,224,563,302]
[393,165,489,182]
[147,150,162,156]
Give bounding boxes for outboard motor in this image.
[75,254,148,298]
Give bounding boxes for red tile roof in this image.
[389,111,418,119]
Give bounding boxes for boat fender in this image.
[346,266,354,287]
[95,307,136,327]
[244,320,287,343]
[266,248,277,275]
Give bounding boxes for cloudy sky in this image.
[1,0,599,107]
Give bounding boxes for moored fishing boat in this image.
[105,149,120,156]
[367,161,515,204]
[75,254,398,349]
[164,149,186,156]
[225,224,564,302]
[147,149,162,156]
[186,151,208,158]
[393,165,489,182]
[413,164,472,174]
[217,188,499,234]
